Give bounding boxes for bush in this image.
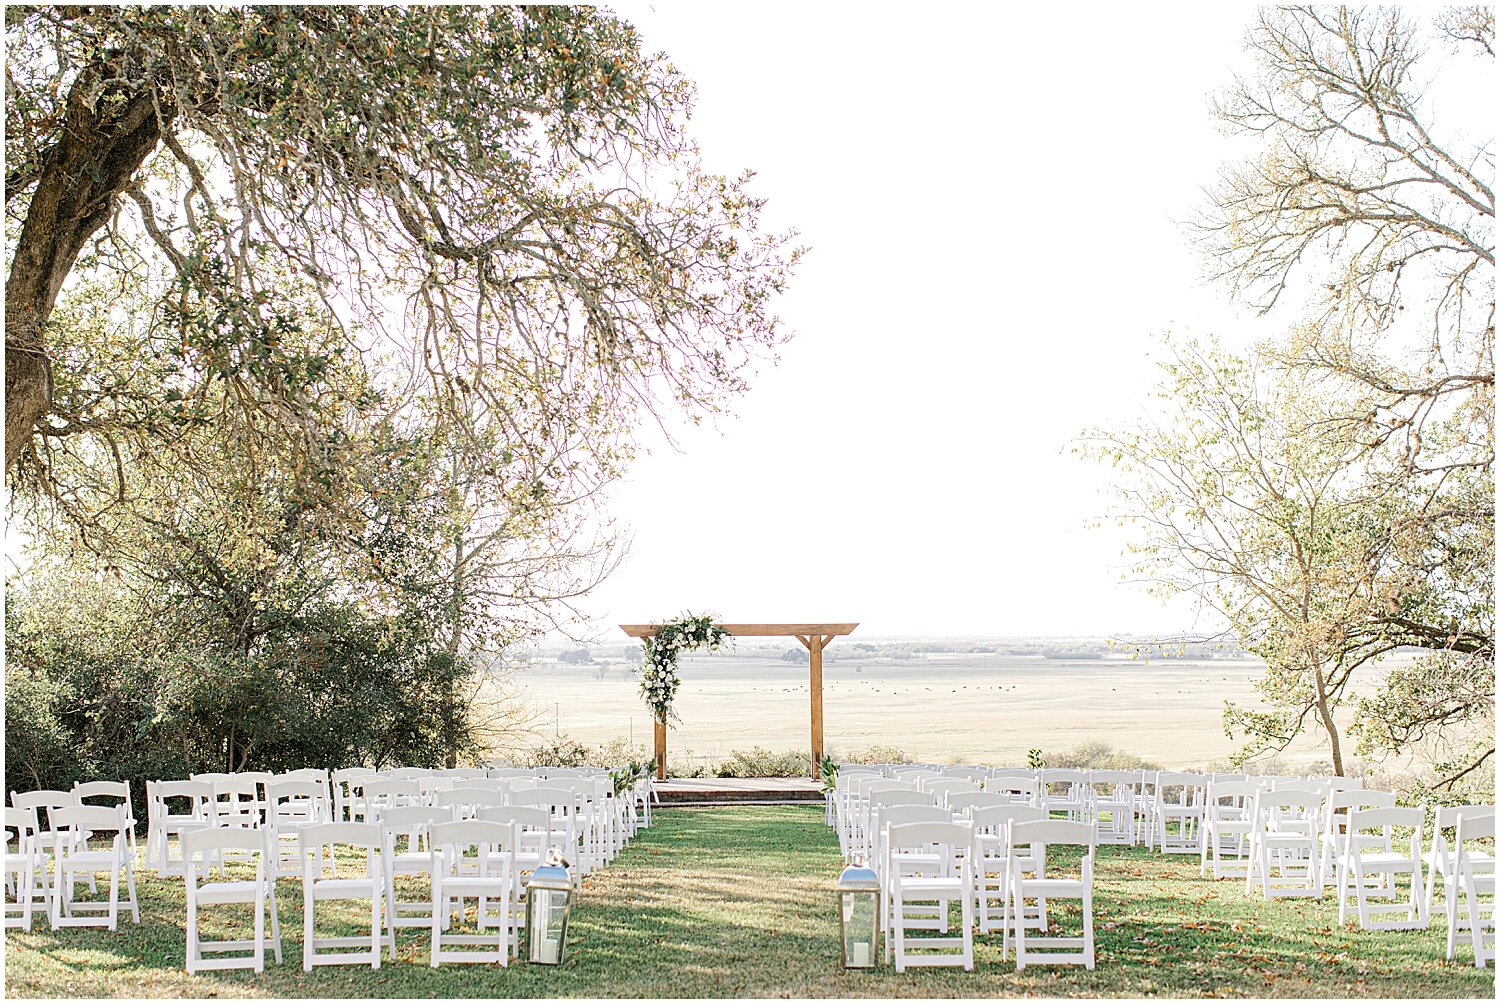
[1045,741,1160,771]
[715,746,812,778]
[837,744,915,765]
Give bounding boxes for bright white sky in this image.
[579,3,1283,639]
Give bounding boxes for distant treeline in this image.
[543,637,1250,665]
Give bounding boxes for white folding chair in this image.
[971,804,1046,935]
[1448,812,1495,967]
[72,781,138,866]
[1426,804,1495,923]
[428,820,517,966]
[380,804,454,955]
[49,804,139,930]
[1246,790,1322,899]
[1004,819,1095,970]
[146,780,216,876]
[1088,770,1137,845]
[983,776,1041,807]
[1152,772,1207,854]
[10,789,81,888]
[885,820,974,972]
[332,768,380,822]
[182,827,282,973]
[4,808,39,930]
[267,779,332,879]
[301,822,384,970]
[1040,769,1090,824]
[1318,789,1397,892]
[1200,780,1263,879]
[1336,805,1426,930]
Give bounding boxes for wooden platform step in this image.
[653,777,825,805]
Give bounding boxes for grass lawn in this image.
[2,805,1493,998]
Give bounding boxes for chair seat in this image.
[894,876,964,895]
[1352,852,1419,869]
[1018,876,1088,895]
[438,876,510,894]
[391,851,429,871]
[309,877,379,898]
[59,850,127,870]
[196,880,263,904]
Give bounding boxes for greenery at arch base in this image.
[640,613,729,722]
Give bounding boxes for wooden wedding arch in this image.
[619,622,858,779]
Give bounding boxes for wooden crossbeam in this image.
[619,622,857,639]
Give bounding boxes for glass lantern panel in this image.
[530,888,568,963]
[841,891,877,968]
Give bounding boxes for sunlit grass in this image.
[3,806,1492,998]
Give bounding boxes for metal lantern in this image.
[837,857,880,969]
[526,849,574,965]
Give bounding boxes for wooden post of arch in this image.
[621,622,858,780]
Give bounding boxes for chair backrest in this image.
[267,780,326,824]
[488,768,538,779]
[1009,818,1095,855]
[478,804,552,832]
[1090,770,1138,792]
[10,789,79,831]
[990,768,1039,781]
[885,820,974,862]
[1042,768,1087,788]
[973,804,1048,842]
[51,798,126,840]
[983,777,1039,801]
[154,780,214,819]
[1455,811,1496,848]
[1205,780,1263,814]
[1346,805,1424,844]
[939,766,990,782]
[878,803,951,826]
[214,776,263,804]
[436,787,507,812]
[4,807,37,848]
[1155,772,1207,804]
[380,805,452,854]
[429,819,516,873]
[949,792,1014,817]
[869,789,935,812]
[183,826,266,861]
[72,780,131,806]
[1434,803,1495,832]
[387,767,431,780]
[1253,789,1322,833]
[925,778,981,802]
[515,787,578,815]
[300,822,383,873]
[190,772,234,785]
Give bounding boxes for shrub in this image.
[837,744,915,765]
[715,746,812,778]
[1046,741,1160,771]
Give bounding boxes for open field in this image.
[3,806,1490,998]
[513,649,1397,770]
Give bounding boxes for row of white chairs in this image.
[6,806,569,972]
[829,766,1495,969]
[4,767,653,945]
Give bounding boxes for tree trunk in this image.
[5,72,164,467]
[1309,661,1346,776]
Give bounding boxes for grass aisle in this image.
[2,806,1492,998]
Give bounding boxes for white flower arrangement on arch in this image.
[639,613,729,722]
